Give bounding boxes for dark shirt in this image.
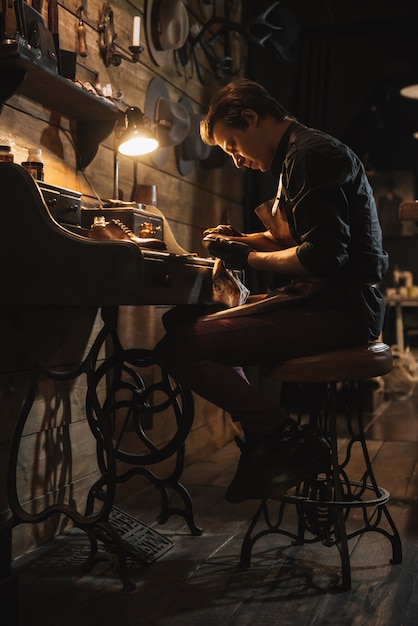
[269,122,389,340]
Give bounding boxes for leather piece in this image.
[265,342,393,383]
[200,280,327,320]
[211,258,249,308]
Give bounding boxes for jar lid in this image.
[0,145,11,151]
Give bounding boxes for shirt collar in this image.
[269,120,299,177]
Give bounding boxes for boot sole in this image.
[225,453,330,504]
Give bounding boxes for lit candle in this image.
[132,16,141,47]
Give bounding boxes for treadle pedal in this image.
[95,506,173,565]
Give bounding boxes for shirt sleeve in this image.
[295,185,352,276]
[283,145,354,277]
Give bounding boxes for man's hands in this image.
[203,234,255,270]
[203,224,245,237]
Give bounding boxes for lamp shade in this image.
[118,107,158,156]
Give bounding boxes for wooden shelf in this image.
[0,39,121,169]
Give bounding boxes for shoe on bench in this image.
[89,218,167,250]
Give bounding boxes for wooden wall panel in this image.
[0,0,246,556]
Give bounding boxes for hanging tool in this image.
[31,0,43,12]
[48,0,61,71]
[76,5,88,57]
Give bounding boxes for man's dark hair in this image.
[200,78,291,145]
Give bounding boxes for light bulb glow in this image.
[118,133,158,155]
[117,108,159,156]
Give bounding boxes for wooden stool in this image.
[239,342,402,590]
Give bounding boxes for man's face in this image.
[212,110,274,172]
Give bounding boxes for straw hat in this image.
[145,0,190,66]
[144,77,191,167]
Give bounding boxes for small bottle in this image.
[22,148,44,181]
[0,144,14,162]
[139,222,155,237]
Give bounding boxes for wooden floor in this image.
[11,384,418,626]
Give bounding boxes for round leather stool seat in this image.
[239,341,402,590]
[265,342,393,384]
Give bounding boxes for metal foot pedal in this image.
[96,507,174,565]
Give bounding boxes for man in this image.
[154,78,388,503]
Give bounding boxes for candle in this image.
[132,16,141,47]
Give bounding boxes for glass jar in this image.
[22,148,44,180]
[0,144,14,162]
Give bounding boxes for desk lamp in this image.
[114,106,158,199]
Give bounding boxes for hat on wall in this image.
[144,77,191,167]
[175,97,212,176]
[145,0,190,67]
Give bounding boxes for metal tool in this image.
[76,5,88,56]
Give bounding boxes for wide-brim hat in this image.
[144,77,190,167]
[175,97,212,176]
[145,0,190,67]
[156,97,191,148]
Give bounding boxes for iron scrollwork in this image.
[179,1,299,85]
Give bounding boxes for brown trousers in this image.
[154,303,368,438]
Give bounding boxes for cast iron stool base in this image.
[239,343,402,590]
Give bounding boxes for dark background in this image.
[240,0,418,291]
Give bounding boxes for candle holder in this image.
[128,45,144,63]
[98,2,143,67]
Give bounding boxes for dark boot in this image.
[225,419,331,503]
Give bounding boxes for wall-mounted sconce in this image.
[98,2,143,67]
[113,107,158,199]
